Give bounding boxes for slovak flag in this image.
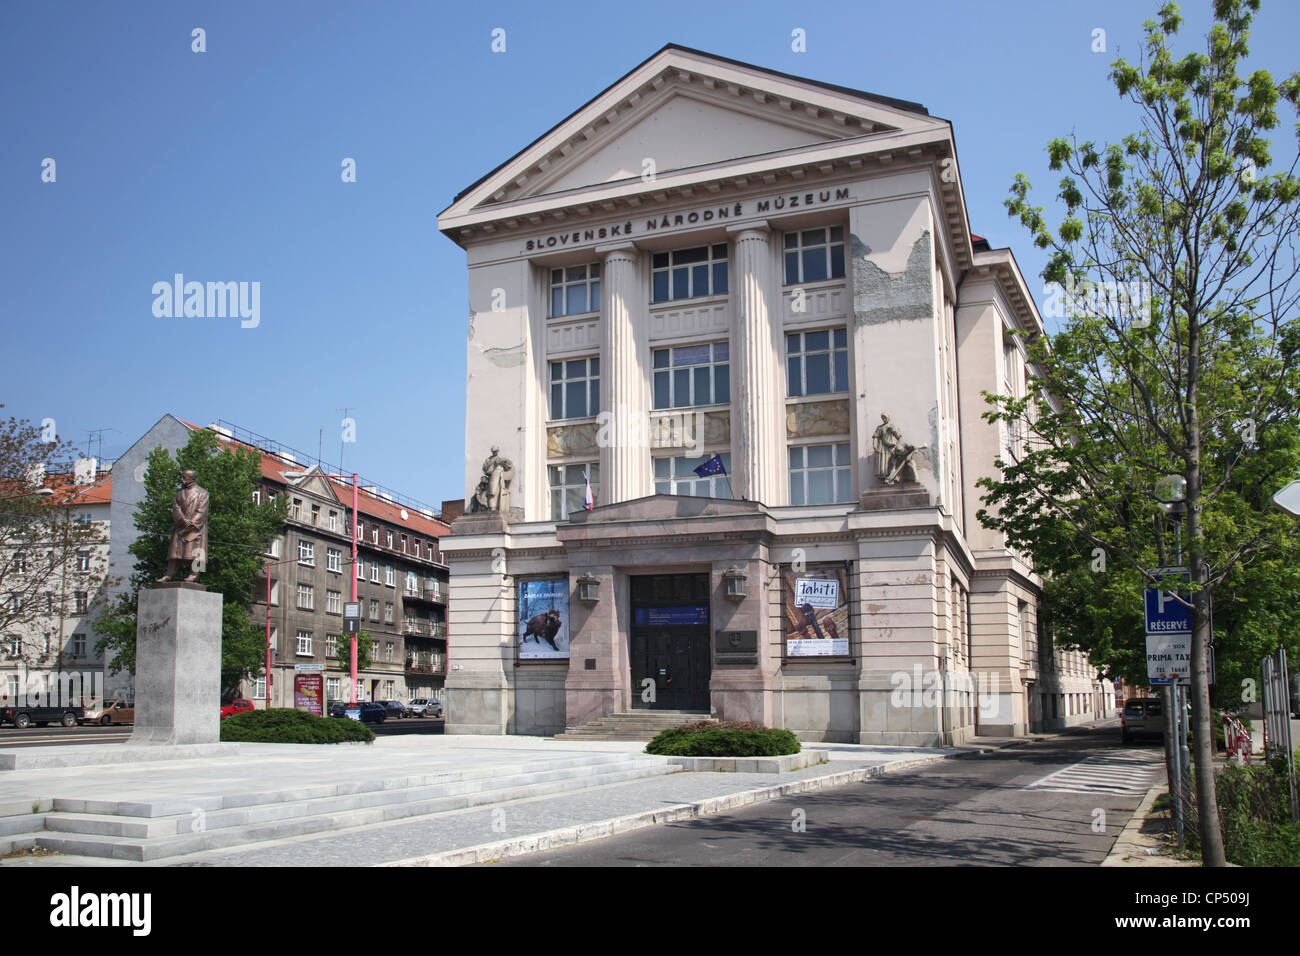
[583,469,595,510]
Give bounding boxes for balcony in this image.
[403,585,449,606]
[405,653,446,676]
[402,620,448,639]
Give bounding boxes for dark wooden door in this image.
[629,573,711,711]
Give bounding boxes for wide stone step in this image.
[555,711,717,740]
[32,756,676,862]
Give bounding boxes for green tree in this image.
[985,0,1300,866]
[334,628,373,674]
[95,428,285,693]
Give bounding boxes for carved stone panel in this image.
[547,422,600,459]
[786,400,850,439]
[649,410,730,449]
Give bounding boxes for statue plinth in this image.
[452,512,509,535]
[857,482,932,512]
[129,586,224,746]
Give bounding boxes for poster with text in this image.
[783,564,850,656]
[294,673,324,716]
[518,577,570,660]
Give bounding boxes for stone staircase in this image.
[0,751,676,863]
[556,710,717,741]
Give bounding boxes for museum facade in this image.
[437,45,1111,745]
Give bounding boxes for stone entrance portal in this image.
[629,574,711,711]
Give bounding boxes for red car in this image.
[220,698,255,720]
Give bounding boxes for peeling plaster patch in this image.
[468,309,477,341]
[480,344,528,367]
[851,230,932,327]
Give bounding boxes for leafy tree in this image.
[983,0,1300,866]
[95,428,284,693]
[334,627,373,674]
[0,410,110,665]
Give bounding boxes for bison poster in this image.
[518,577,570,660]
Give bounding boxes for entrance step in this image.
[21,752,676,863]
[555,711,716,741]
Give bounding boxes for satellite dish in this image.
[400,509,409,520]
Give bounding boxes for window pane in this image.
[790,473,805,505]
[672,267,689,299]
[805,353,831,394]
[653,271,669,302]
[654,371,669,409]
[675,246,708,265]
[692,264,709,295]
[808,469,834,504]
[589,357,599,376]
[808,444,833,467]
[590,263,600,278]
[785,252,799,284]
[713,262,727,295]
[830,226,843,242]
[551,269,563,284]
[565,359,586,378]
[694,366,710,403]
[835,443,850,463]
[653,349,669,369]
[713,342,729,362]
[590,279,600,304]
[712,243,728,259]
[834,350,848,391]
[803,228,825,246]
[550,384,562,417]
[551,288,564,316]
[835,467,852,501]
[834,328,847,349]
[714,364,729,403]
[653,252,669,269]
[673,369,691,407]
[830,244,845,278]
[566,381,586,418]
[566,266,587,282]
[784,232,798,249]
[566,464,585,483]
[654,458,670,478]
[805,330,829,352]
[802,247,828,282]
[566,285,587,315]
[655,481,670,495]
[787,333,801,354]
[590,380,599,415]
[674,345,709,366]
[789,447,802,469]
[787,356,802,396]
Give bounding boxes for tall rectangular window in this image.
[298,540,314,566]
[327,677,341,700]
[74,591,88,614]
[253,676,266,699]
[328,511,338,532]
[549,463,599,520]
[788,443,852,505]
[385,565,394,587]
[327,548,341,573]
[356,559,364,581]
[327,589,341,614]
[549,357,600,420]
[297,583,314,609]
[326,634,338,658]
[653,453,732,498]
[71,633,86,657]
[549,263,601,317]
[652,343,729,409]
[652,244,728,302]
[786,329,849,396]
[296,630,312,655]
[369,598,380,620]
[371,563,380,583]
[784,226,845,284]
[76,551,91,572]
[384,602,394,623]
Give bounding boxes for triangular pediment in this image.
[283,466,342,503]
[442,45,944,223]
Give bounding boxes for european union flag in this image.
[693,454,726,477]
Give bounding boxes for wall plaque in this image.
[715,630,758,665]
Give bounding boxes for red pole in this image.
[350,474,358,705]
[265,565,272,710]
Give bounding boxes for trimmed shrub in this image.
[646,721,800,757]
[219,708,375,744]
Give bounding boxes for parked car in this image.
[327,700,346,717]
[327,701,386,723]
[1120,697,1164,744]
[407,698,444,718]
[0,701,84,729]
[380,700,406,720]
[83,698,135,726]
[220,698,255,720]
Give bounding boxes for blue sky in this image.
[2,0,1297,509]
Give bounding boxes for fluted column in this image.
[598,244,650,503]
[729,224,786,505]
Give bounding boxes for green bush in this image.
[1187,761,1300,866]
[646,721,800,757]
[219,708,375,744]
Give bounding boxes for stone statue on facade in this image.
[158,469,209,583]
[872,413,902,480]
[470,446,514,514]
[883,443,920,484]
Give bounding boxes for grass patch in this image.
[219,708,375,744]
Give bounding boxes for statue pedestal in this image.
[857,482,932,511]
[129,585,224,746]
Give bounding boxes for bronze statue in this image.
[158,469,209,583]
[470,445,514,514]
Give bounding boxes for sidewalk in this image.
[0,730,1042,867]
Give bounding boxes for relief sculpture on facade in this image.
[786,400,850,439]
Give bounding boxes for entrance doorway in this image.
[629,574,711,711]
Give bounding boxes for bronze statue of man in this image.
[158,469,209,583]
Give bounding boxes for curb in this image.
[1100,781,1167,866]
[380,748,988,867]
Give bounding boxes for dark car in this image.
[1121,697,1164,744]
[380,700,406,720]
[327,700,346,717]
[330,701,386,723]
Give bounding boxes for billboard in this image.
[294,673,324,716]
[518,577,570,660]
[782,564,850,657]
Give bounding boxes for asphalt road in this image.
[493,726,1168,866]
[0,715,445,747]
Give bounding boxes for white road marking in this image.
[1021,749,1164,796]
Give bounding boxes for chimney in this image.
[24,463,46,488]
[74,457,97,486]
[440,498,465,522]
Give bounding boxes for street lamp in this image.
[284,471,359,703]
[0,488,55,501]
[1154,473,1188,564]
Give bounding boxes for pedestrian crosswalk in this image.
[1020,749,1164,796]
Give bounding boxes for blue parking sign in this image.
[1144,574,1192,635]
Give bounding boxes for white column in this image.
[728,224,786,505]
[598,244,650,503]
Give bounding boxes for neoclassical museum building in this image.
[438,45,1112,745]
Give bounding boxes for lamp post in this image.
[284,471,359,703]
[261,554,309,709]
[0,488,55,502]
[1154,472,1190,846]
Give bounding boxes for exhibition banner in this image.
[519,577,570,660]
[783,564,850,656]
